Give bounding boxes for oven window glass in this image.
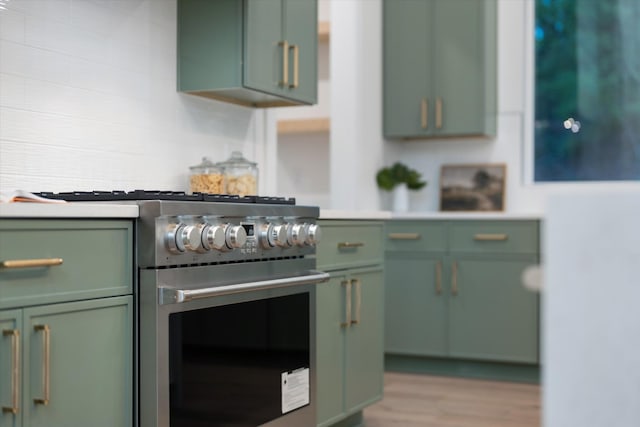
[169,293,310,427]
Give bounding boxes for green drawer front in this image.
[316,222,383,270]
[0,220,133,309]
[385,221,447,252]
[449,220,538,254]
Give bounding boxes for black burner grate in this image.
[34,191,296,205]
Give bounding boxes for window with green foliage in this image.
[535,0,640,181]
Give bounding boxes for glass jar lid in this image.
[219,151,257,169]
[189,157,221,173]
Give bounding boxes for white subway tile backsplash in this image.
[0,8,26,43]
[0,0,259,193]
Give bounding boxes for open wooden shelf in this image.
[277,117,330,134]
[318,21,330,43]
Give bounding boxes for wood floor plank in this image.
[363,372,540,427]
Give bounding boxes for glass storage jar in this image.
[219,151,258,197]
[189,157,225,194]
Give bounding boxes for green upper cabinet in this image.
[178,0,318,108]
[383,0,497,139]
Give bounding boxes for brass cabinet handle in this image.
[337,242,364,249]
[279,40,289,86]
[1,258,63,269]
[474,233,509,241]
[436,97,443,129]
[289,44,299,88]
[435,261,442,295]
[350,279,362,325]
[341,280,352,327]
[420,98,428,129]
[2,330,20,415]
[388,233,420,240]
[451,261,458,296]
[33,325,50,406]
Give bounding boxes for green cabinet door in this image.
[179,0,317,107]
[23,297,133,427]
[383,0,497,138]
[384,253,447,356]
[0,310,22,427]
[344,269,384,411]
[447,257,539,363]
[383,0,431,138]
[433,0,496,136]
[316,274,346,426]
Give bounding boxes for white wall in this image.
[0,0,270,194]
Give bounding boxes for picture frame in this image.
[439,163,507,212]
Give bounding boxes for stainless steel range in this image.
[38,191,328,427]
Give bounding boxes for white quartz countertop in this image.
[320,210,393,220]
[0,203,139,218]
[320,209,542,220]
[392,211,543,220]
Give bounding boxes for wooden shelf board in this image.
[318,21,330,43]
[278,117,330,134]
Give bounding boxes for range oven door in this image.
[139,259,328,427]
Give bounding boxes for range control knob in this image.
[305,223,322,246]
[165,223,200,253]
[225,224,247,249]
[180,225,201,252]
[203,224,226,251]
[270,224,289,247]
[288,223,308,247]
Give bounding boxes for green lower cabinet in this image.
[384,219,540,369]
[0,297,133,427]
[316,268,384,427]
[1,310,22,427]
[384,253,446,356]
[448,257,538,363]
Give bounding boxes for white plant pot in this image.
[392,184,410,212]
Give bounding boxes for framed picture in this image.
[439,163,507,212]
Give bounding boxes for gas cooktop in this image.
[34,190,296,205]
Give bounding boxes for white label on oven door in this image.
[281,368,310,414]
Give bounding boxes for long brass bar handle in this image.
[341,280,352,327]
[337,242,364,249]
[388,233,421,240]
[420,98,428,129]
[289,44,299,88]
[474,233,509,241]
[451,261,458,296]
[350,279,361,325]
[279,40,289,86]
[33,325,50,406]
[436,97,443,129]
[435,261,442,295]
[2,330,20,415]
[1,258,63,269]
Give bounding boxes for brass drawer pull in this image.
[474,233,508,241]
[279,40,289,86]
[451,261,458,296]
[33,325,51,406]
[341,280,352,327]
[435,97,443,129]
[420,98,428,129]
[337,242,364,249]
[1,258,63,269]
[289,44,299,88]
[388,233,420,240]
[350,279,362,325]
[2,330,20,415]
[435,261,442,295]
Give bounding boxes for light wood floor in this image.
[362,372,541,427]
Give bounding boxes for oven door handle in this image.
[159,270,330,304]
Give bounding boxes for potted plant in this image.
[376,162,427,212]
